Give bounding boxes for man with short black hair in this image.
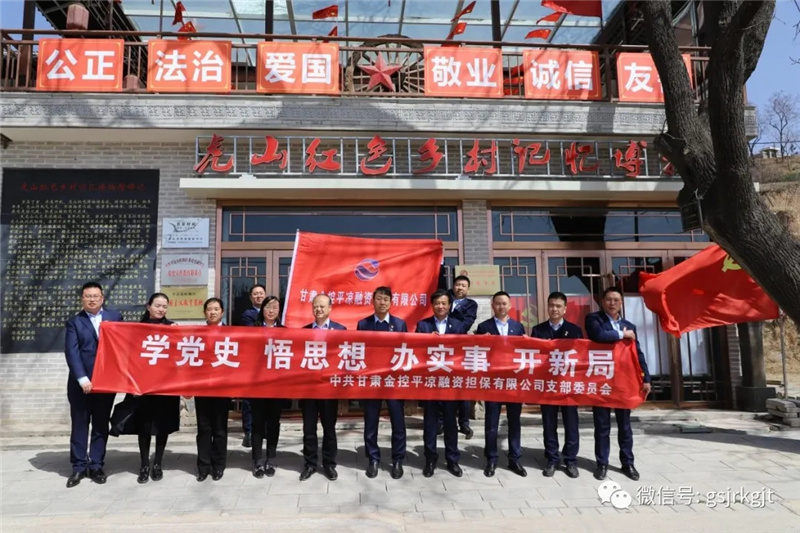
[447,275,477,439]
[238,284,267,448]
[585,287,652,482]
[415,289,465,478]
[530,291,584,479]
[64,282,124,488]
[357,287,409,480]
[299,294,345,482]
[476,291,527,478]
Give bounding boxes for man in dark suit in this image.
[357,286,409,480]
[415,289,465,478]
[585,286,652,482]
[237,284,267,448]
[476,291,527,478]
[299,294,344,482]
[64,281,124,488]
[530,291,584,479]
[446,275,478,439]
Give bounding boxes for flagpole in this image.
[281,230,301,326]
[158,0,164,37]
[780,312,789,399]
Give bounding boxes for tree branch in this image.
[740,1,776,82]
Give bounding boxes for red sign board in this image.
[147,40,231,93]
[36,39,124,92]
[617,53,693,103]
[424,46,504,99]
[523,50,602,101]
[256,42,339,95]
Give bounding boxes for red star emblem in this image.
[359,54,402,91]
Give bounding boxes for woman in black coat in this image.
[134,292,180,484]
[250,296,284,478]
[192,297,231,482]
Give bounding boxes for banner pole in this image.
[281,230,301,326]
[780,312,789,399]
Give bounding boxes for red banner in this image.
[93,323,645,409]
[282,232,443,329]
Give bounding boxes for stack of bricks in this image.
[766,398,800,427]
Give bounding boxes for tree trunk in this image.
[641,0,800,327]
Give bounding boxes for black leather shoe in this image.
[366,460,380,479]
[137,466,150,484]
[484,463,496,477]
[542,463,557,477]
[242,432,252,448]
[391,462,404,480]
[462,426,474,440]
[565,464,579,479]
[299,466,316,481]
[323,465,338,481]
[66,470,87,488]
[621,464,640,481]
[509,462,527,477]
[446,462,463,478]
[253,466,265,479]
[197,471,209,482]
[89,468,107,484]
[423,461,436,478]
[151,463,163,481]
[594,464,608,481]
[212,470,224,481]
[265,464,276,477]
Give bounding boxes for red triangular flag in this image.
[177,21,196,40]
[536,11,562,24]
[327,26,338,36]
[638,245,779,337]
[446,21,467,40]
[541,0,602,18]
[451,0,476,22]
[525,29,552,40]
[312,4,339,19]
[172,1,186,26]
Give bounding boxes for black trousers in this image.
[67,380,114,472]
[250,398,283,467]
[300,399,338,468]
[195,397,230,474]
[592,407,634,466]
[424,400,460,464]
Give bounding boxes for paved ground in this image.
[2,412,800,532]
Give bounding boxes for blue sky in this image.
[1,0,797,117]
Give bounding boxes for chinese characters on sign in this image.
[424,46,504,99]
[95,322,646,410]
[256,42,339,95]
[617,53,694,103]
[0,169,159,354]
[523,50,602,101]
[36,39,124,92]
[194,134,677,179]
[147,40,231,93]
[161,286,209,319]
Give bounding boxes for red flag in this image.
[327,26,338,36]
[312,4,339,19]
[172,1,186,26]
[541,0,602,18]
[451,0,476,21]
[446,21,467,40]
[536,11,562,23]
[525,29,552,40]
[282,232,443,329]
[639,245,779,337]
[177,21,196,40]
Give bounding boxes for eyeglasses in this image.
[82,295,103,300]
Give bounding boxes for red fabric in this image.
[541,0,602,18]
[93,323,646,409]
[312,5,339,19]
[446,22,467,40]
[282,232,442,330]
[525,29,552,40]
[639,245,779,337]
[452,1,476,21]
[536,12,562,23]
[171,1,185,26]
[177,21,196,40]
[327,26,338,37]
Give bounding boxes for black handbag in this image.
[109,395,140,437]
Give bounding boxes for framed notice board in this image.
[0,169,159,354]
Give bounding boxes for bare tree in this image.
[764,91,799,159]
[749,107,764,157]
[641,0,800,326]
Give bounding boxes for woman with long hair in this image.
[192,298,231,481]
[134,292,179,484]
[250,296,284,478]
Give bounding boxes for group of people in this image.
[64,276,651,489]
